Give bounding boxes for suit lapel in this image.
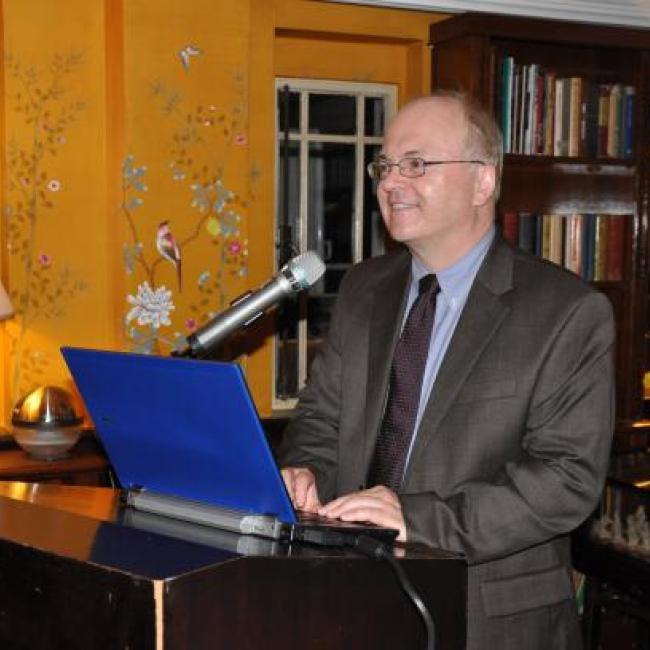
[404,238,515,480]
[362,252,411,468]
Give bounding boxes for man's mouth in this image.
[390,202,417,211]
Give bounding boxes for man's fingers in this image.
[281,467,321,512]
[320,485,398,516]
[293,470,314,508]
[281,468,297,501]
[318,488,406,541]
[318,490,406,541]
[302,482,322,513]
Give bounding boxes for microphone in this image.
[180,250,325,358]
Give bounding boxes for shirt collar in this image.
[410,227,495,304]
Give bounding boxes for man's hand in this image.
[318,486,407,542]
[281,466,322,512]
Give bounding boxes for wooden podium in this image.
[0,483,466,649]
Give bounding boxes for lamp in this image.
[11,386,83,460]
[0,281,12,439]
[0,281,12,320]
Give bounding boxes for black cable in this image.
[352,535,435,650]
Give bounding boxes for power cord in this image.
[351,535,435,650]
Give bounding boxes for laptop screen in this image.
[61,347,297,524]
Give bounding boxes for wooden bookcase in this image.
[429,13,650,423]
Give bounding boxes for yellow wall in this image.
[0,0,441,425]
[2,0,111,416]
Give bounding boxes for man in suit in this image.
[279,91,614,649]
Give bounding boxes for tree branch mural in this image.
[122,65,258,355]
[4,52,87,400]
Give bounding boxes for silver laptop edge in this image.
[125,489,289,540]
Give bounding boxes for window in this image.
[274,79,396,408]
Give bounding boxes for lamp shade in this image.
[0,282,13,320]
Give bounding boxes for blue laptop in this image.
[61,347,397,547]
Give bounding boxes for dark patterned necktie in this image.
[367,274,440,491]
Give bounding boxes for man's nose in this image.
[379,165,406,191]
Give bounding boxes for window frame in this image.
[273,78,397,410]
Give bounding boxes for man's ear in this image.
[473,164,496,207]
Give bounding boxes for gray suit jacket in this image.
[279,236,615,649]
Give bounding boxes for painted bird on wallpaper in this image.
[178,44,203,71]
[156,221,182,291]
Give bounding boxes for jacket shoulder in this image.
[339,247,410,294]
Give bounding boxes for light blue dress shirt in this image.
[403,226,496,472]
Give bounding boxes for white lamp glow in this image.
[0,282,13,321]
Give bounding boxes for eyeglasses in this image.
[367,156,486,181]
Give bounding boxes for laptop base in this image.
[124,488,398,548]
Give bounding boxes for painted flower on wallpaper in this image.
[4,51,86,399]
[226,239,242,255]
[126,281,175,329]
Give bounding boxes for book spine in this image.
[518,212,537,254]
[584,81,600,158]
[560,78,571,157]
[500,57,514,154]
[568,77,582,157]
[544,72,556,156]
[598,84,610,158]
[520,65,530,155]
[501,211,519,245]
[582,213,596,281]
[564,214,583,275]
[535,212,544,256]
[605,215,625,281]
[593,215,608,281]
[512,64,522,154]
[534,70,545,155]
[542,214,552,260]
[554,78,565,156]
[607,83,622,158]
[549,215,563,265]
[623,85,635,160]
[525,64,539,155]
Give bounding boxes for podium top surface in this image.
[0,482,464,581]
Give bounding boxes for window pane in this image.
[308,142,355,264]
[365,96,386,136]
[277,140,300,263]
[277,87,300,134]
[309,93,356,135]
[275,139,300,399]
[363,144,386,258]
[306,142,356,371]
[323,268,346,294]
[306,294,335,372]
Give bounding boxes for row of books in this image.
[501,212,627,281]
[499,57,635,159]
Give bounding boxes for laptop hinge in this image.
[124,489,288,540]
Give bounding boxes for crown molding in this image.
[328,0,650,28]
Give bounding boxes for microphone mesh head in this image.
[286,251,325,289]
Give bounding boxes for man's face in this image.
[376,97,493,267]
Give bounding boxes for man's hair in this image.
[426,89,504,200]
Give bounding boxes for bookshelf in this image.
[429,13,650,422]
